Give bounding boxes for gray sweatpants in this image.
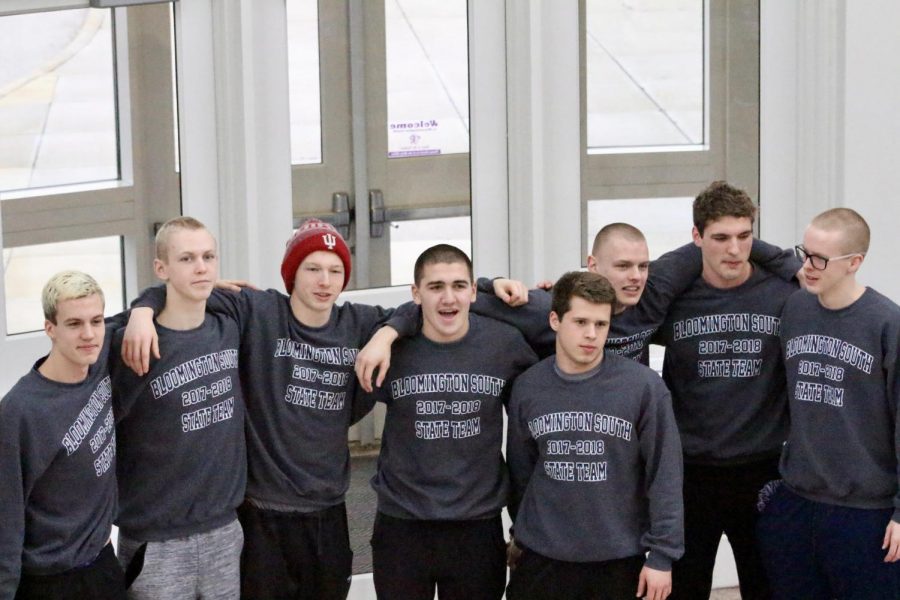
[117,518,243,600]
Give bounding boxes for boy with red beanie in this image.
[123,219,415,600]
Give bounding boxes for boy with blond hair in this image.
[0,271,125,599]
[112,217,246,599]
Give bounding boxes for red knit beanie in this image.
[281,219,352,294]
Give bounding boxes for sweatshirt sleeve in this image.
[888,326,900,523]
[351,378,391,427]
[0,403,54,599]
[750,238,803,283]
[130,285,252,333]
[638,379,685,571]
[0,424,24,599]
[350,389,378,427]
[130,284,167,314]
[637,244,702,331]
[109,328,145,423]
[202,288,253,333]
[104,309,130,331]
[379,301,421,340]
[506,385,539,523]
[471,278,555,358]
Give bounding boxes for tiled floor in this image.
[347,453,379,574]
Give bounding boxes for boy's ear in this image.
[549,311,561,332]
[692,226,703,247]
[153,258,167,281]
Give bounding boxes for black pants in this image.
[506,546,644,600]
[238,501,353,600]
[671,457,779,600]
[371,512,507,600]
[15,543,125,600]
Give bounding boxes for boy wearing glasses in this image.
[758,208,900,597]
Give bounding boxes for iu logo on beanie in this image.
[280,219,352,294]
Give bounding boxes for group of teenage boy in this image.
[0,180,898,600]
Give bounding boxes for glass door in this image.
[285,1,487,590]
[287,0,472,290]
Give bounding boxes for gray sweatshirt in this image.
[367,314,537,520]
[0,341,117,599]
[655,266,797,465]
[111,313,247,541]
[779,288,900,518]
[133,286,416,512]
[507,354,684,570]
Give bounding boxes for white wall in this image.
[841,1,900,301]
[760,0,900,302]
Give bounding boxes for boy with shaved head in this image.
[0,272,125,599]
[758,208,900,597]
[112,217,246,598]
[363,244,537,600]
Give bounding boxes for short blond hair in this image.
[810,208,870,255]
[155,216,208,261]
[42,271,105,323]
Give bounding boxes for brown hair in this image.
[693,181,757,235]
[551,271,617,318]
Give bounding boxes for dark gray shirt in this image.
[368,314,537,520]
[507,354,683,570]
[656,266,797,465]
[779,288,900,518]
[133,286,416,512]
[111,313,247,541]
[0,340,117,598]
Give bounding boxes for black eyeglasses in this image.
[794,245,861,271]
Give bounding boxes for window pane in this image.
[0,9,118,192]
[286,0,322,165]
[385,0,469,158]
[4,236,124,335]
[585,0,704,152]
[389,216,471,285]
[170,4,180,172]
[586,196,694,260]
